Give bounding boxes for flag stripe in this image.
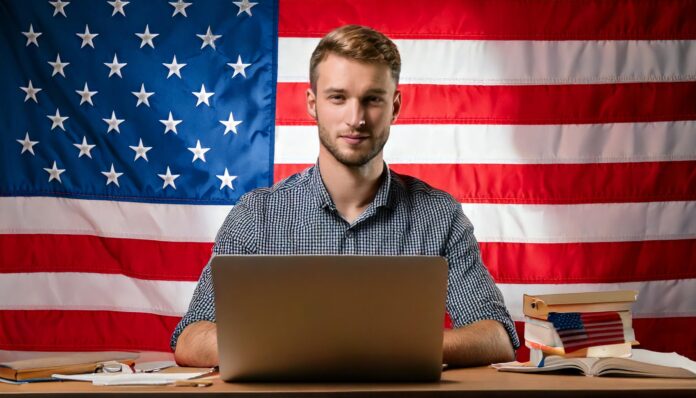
[0,234,211,282]
[3,237,694,285]
[463,201,696,243]
[275,82,696,125]
[274,162,696,204]
[2,274,694,319]
[278,38,696,84]
[275,122,696,165]
[278,0,696,40]
[481,240,696,284]
[500,280,696,321]
[0,310,179,352]
[4,197,694,244]
[0,196,230,243]
[0,273,196,317]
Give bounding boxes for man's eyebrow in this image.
[365,88,388,95]
[322,87,346,94]
[322,88,389,95]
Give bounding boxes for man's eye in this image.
[367,96,383,104]
[329,95,344,101]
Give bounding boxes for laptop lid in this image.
[211,255,448,382]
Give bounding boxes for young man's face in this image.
[307,53,401,168]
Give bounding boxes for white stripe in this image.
[464,201,696,243]
[0,196,231,242]
[499,279,696,322]
[279,38,696,84]
[1,275,694,321]
[275,121,696,164]
[0,273,196,316]
[2,198,693,244]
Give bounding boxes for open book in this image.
[493,349,696,378]
[0,352,138,381]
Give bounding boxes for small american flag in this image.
[548,312,626,353]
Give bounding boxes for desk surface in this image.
[1,366,695,397]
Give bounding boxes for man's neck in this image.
[318,151,384,224]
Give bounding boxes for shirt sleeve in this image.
[442,200,520,349]
[169,196,258,350]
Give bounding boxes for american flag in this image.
[548,312,626,353]
[1,0,695,361]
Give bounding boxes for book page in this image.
[629,349,696,375]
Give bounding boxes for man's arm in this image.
[443,320,515,367]
[174,321,219,367]
[440,196,520,366]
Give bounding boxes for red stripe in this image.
[279,0,696,40]
[3,236,694,284]
[515,317,696,361]
[0,310,178,352]
[274,162,696,204]
[482,240,696,284]
[0,235,212,281]
[276,82,696,125]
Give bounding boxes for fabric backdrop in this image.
[1,0,694,360]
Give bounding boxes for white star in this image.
[48,53,69,77]
[129,138,152,161]
[136,24,159,49]
[163,55,186,78]
[233,0,257,16]
[103,111,124,133]
[131,83,154,107]
[22,24,42,47]
[196,26,221,50]
[16,132,39,155]
[44,161,65,183]
[188,140,210,163]
[47,108,68,131]
[76,25,99,48]
[101,163,124,187]
[216,168,237,190]
[20,80,42,103]
[169,0,192,17]
[108,0,129,16]
[192,84,214,107]
[49,0,69,17]
[75,82,98,106]
[219,112,242,135]
[159,111,182,134]
[73,136,96,158]
[227,55,251,78]
[104,54,127,78]
[158,166,180,190]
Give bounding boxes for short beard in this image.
[318,122,388,168]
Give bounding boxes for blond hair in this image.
[309,25,401,92]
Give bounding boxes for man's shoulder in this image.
[390,170,459,210]
[237,166,314,207]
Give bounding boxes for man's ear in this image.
[391,90,402,123]
[306,88,317,120]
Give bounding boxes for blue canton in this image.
[1,1,277,204]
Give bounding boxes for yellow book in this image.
[523,290,637,319]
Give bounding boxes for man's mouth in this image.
[340,135,368,145]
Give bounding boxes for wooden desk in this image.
[1,366,695,397]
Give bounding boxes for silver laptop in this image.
[211,255,448,382]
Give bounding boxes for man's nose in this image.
[345,100,366,129]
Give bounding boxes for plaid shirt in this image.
[171,164,520,350]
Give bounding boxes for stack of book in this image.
[522,290,638,364]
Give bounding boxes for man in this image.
[172,25,519,367]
